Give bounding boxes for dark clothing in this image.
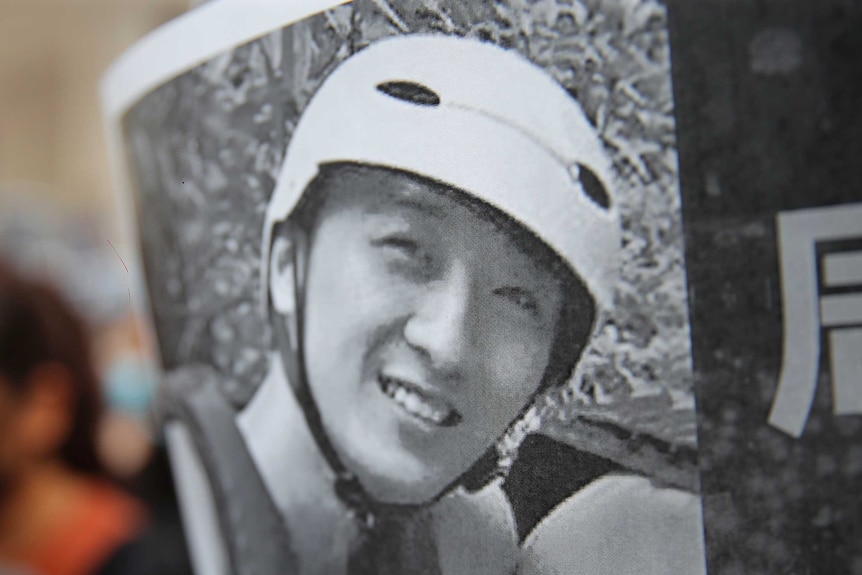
[98,447,193,575]
[504,433,622,542]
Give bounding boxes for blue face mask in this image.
[103,355,158,424]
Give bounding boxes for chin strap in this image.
[285,337,378,530]
[270,232,380,531]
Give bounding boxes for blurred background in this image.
[0,0,189,471]
[0,3,193,573]
[0,0,187,221]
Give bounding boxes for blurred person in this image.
[0,196,157,480]
[0,258,183,575]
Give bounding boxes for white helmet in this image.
[263,34,620,310]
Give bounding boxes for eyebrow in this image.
[389,195,449,220]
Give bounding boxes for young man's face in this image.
[280,167,565,505]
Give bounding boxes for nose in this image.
[403,261,474,374]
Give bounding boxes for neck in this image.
[237,354,359,574]
[0,460,89,557]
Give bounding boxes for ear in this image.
[269,226,308,350]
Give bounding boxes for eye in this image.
[373,235,420,257]
[493,286,539,315]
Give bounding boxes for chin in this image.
[353,464,444,506]
[334,435,448,505]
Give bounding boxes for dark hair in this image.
[0,259,105,475]
[284,161,597,389]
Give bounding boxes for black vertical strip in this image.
[667,0,862,573]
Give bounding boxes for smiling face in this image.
[275,165,568,505]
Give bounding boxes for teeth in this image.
[379,375,455,426]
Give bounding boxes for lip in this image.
[377,371,462,428]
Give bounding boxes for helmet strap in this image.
[268,224,378,528]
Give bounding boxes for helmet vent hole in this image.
[376,81,441,106]
[577,164,611,209]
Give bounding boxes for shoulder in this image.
[518,474,707,575]
[162,363,298,575]
[34,480,145,575]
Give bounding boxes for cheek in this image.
[473,332,551,428]
[302,240,410,372]
[305,252,367,360]
[480,310,553,393]
[491,340,543,388]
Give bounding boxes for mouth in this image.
[378,373,462,428]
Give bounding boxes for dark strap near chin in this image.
[163,366,298,575]
[347,507,441,575]
[503,432,623,543]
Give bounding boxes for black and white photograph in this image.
[113,1,704,573]
[3,0,862,574]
